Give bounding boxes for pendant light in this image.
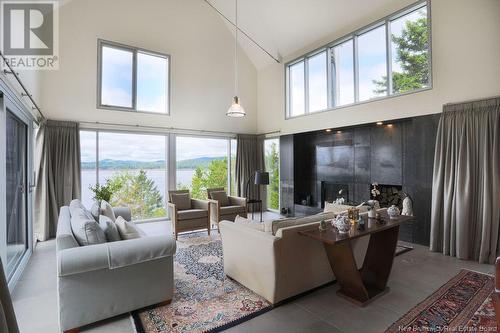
[226,0,246,117]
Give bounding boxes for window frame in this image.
[285,0,431,119]
[97,39,171,115]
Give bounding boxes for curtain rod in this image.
[444,95,500,106]
[78,120,281,137]
[203,0,281,64]
[0,51,45,121]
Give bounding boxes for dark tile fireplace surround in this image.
[279,114,441,246]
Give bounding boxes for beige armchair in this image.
[168,190,211,239]
[207,188,247,232]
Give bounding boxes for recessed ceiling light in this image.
[376,121,383,125]
[336,130,342,134]
[325,129,332,132]
[387,124,394,128]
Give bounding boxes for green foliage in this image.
[188,158,228,199]
[265,142,280,210]
[107,170,166,220]
[374,13,429,94]
[89,180,121,203]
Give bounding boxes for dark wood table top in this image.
[299,212,414,245]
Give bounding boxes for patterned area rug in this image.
[132,233,272,333]
[385,269,497,332]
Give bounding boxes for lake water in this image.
[81,169,194,208]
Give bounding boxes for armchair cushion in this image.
[178,209,208,220]
[171,193,191,210]
[210,191,230,207]
[220,205,246,215]
[115,216,141,240]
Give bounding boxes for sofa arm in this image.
[113,207,132,221]
[228,196,247,207]
[107,236,176,269]
[191,199,209,210]
[219,220,280,303]
[58,236,176,276]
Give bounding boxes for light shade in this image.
[226,96,246,117]
[254,171,269,185]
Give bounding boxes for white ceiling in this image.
[206,0,416,69]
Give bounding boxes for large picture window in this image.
[80,130,168,220]
[176,136,235,199]
[98,40,170,114]
[286,1,430,118]
[264,138,280,211]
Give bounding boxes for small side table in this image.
[246,199,263,221]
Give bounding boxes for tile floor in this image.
[11,216,495,333]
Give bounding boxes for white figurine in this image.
[401,193,414,216]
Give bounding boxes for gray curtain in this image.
[430,97,500,264]
[235,134,266,211]
[34,120,81,241]
[0,259,19,333]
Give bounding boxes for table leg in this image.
[260,202,263,222]
[324,241,370,304]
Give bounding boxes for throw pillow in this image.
[69,199,95,221]
[100,200,116,222]
[90,202,101,222]
[210,190,230,207]
[234,215,265,232]
[171,193,191,210]
[115,216,141,240]
[70,207,107,246]
[99,215,121,242]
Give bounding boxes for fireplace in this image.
[321,182,349,208]
[371,184,403,209]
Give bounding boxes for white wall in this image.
[257,0,500,135]
[39,0,257,134]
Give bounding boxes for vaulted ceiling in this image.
[207,0,416,69]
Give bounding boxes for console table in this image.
[299,213,413,306]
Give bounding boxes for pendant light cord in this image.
[234,0,238,97]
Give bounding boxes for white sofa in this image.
[219,210,370,304]
[56,205,176,332]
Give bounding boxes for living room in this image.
[0,0,499,332]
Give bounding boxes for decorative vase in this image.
[347,207,360,224]
[368,208,376,219]
[333,214,351,234]
[387,205,400,219]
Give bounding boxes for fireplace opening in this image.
[371,184,403,209]
[321,182,349,208]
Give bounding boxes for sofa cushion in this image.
[99,215,121,242]
[324,202,352,215]
[234,215,264,231]
[115,216,141,240]
[220,205,246,215]
[210,191,230,207]
[100,200,116,222]
[171,193,191,210]
[177,209,208,220]
[270,212,335,235]
[70,206,107,246]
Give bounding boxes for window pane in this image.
[307,51,328,112]
[289,61,305,117]
[98,132,167,220]
[176,136,229,199]
[137,52,168,113]
[80,131,97,209]
[264,139,280,210]
[230,139,237,195]
[331,40,354,106]
[101,46,133,108]
[357,25,387,101]
[390,6,429,94]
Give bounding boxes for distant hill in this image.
[81,157,226,170]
